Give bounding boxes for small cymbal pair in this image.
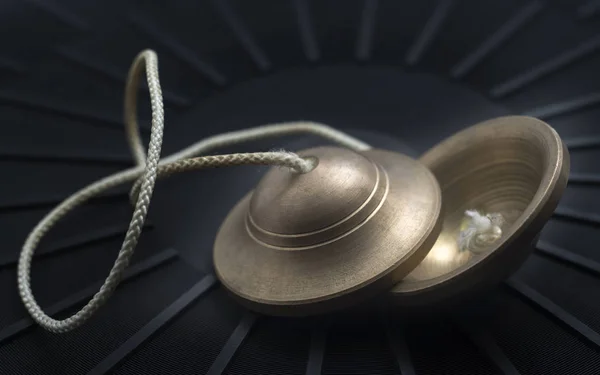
[214,116,570,315]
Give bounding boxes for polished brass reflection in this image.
[214,146,442,316]
[391,116,570,306]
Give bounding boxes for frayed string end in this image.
[458,209,504,254]
[270,148,317,174]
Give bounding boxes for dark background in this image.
[1,0,600,374]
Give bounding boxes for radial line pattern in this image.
[0,223,154,269]
[386,324,416,375]
[405,0,454,66]
[564,135,600,150]
[129,13,227,86]
[306,325,328,375]
[57,48,192,108]
[0,191,129,213]
[536,241,600,278]
[292,0,320,62]
[454,317,521,375]
[3,1,600,373]
[553,207,600,227]
[451,1,544,80]
[0,91,147,132]
[0,151,132,167]
[211,0,272,72]
[490,35,600,98]
[355,0,379,62]
[521,92,600,120]
[87,274,217,375]
[506,279,600,348]
[568,173,600,186]
[206,311,258,375]
[0,248,178,345]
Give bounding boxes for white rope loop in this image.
[17,49,370,333]
[18,50,165,332]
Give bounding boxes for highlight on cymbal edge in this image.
[390,115,570,307]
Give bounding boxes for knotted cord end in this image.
[458,209,505,254]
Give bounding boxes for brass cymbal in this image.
[214,146,442,315]
[391,116,570,307]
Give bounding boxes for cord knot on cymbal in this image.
[271,149,318,174]
[458,209,505,253]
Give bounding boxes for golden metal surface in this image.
[391,116,570,306]
[214,146,442,315]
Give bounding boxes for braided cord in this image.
[17,49,370,333]
[18,50,165,332]
[129,152,316,202]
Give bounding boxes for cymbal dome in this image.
[214,146,443,315]
[249,146,377,235]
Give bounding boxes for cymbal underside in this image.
[392,116,570,305]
